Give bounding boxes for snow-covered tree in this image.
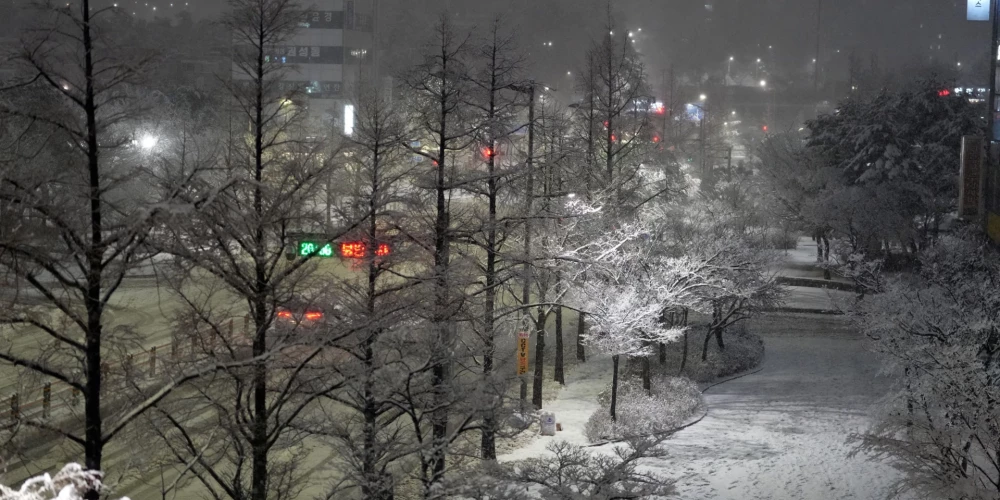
[804,75,980,253]
[566,213,703,421]
[849,232,1000,499]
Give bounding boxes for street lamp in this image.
[727,56,733,85]
[691,97,708,175]
[138,134,158,151]
[760,79,767,88]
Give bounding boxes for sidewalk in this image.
[498,356,612,462]
[771,238,856,314]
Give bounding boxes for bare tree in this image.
[0,4,219,497]
[402,14,479,495]
[140,0,362,498]
[463,16,527,461]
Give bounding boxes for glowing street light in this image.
[699,93,707,101]
[760,79,767,88]
[138,134,158,151]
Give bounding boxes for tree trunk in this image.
[701,326,714,362]
[610,354,620,422]
[659,342,666,365]
[576,311,586,362]
[679,331,688,375]
[641,355,651,393]
[531,309,545,409]
[554,306,564,385]
[716,325,726,352]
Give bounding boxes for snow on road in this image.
[645,313,906,500]
[502,312,909,499]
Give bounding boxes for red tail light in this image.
[304,311,324,321]
[277,310,293,319]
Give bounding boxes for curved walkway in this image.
[644,313,908,500]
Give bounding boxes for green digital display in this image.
[298,241,334,258]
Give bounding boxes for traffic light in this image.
[937,89,951,97]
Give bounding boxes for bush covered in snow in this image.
[654,322,765,383]
[459,438,676,499]
[715,322,766,378]
[0,463,124,500]
[584,374,703,442]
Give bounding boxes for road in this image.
[0,261,372,500]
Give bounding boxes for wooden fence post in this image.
[149,346,157,376]
[125,354,134,380]
[42,383,51,418]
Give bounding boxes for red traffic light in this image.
[762,125,769,132]
[652,135,661,143]
[481,147,496,159]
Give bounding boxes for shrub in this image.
[652,322,765,382]
[585,375,702,442]
[716,322,765,378]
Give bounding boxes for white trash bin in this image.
[539,411,557,436]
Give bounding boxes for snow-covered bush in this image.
[0,463,125,500]
[715,322,765,378]
[654,322,765,383]
[585,375,702,442]
[849,232,1000,499]
[462,438,676,499]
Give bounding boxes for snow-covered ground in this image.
[500,357,614,462]
[500,312,907,500]
[646,313,905,499]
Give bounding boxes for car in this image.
[275,300,328,328]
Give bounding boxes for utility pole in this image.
[986,0,1000,229]
[814,0,822,92]
[700,112,706,175]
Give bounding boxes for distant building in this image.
[233,0,374,128]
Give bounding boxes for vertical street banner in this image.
[517,332,530,376]
[969,0,990,20]
[960,135,985,218]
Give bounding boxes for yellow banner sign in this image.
[517,332,530,376]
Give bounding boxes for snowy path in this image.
[645,313,907,500]
[500,313,907,499]
[499,357,613,462]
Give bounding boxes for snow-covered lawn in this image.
[501,313,908,499]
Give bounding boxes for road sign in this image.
[969,0,990,21]
[517,332,530,376]
[960,135,985,218]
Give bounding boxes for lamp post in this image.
[727,56,733,86]
[694,94,708,175]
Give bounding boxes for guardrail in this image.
[0,316,251,423]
